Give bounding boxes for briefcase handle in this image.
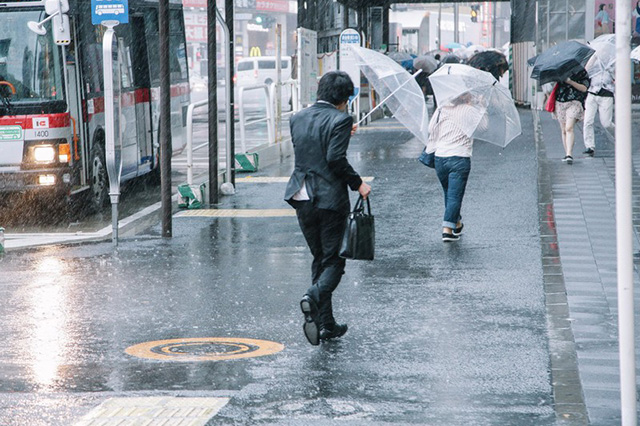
[353,195,371,215]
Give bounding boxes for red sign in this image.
[256,0,289,13]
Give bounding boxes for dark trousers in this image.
[293,201,346,328]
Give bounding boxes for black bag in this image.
[419,147,435,168]
[340,196,375,260]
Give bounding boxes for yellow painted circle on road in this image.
[125,337,284,362]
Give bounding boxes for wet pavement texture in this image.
[0,113,562,425]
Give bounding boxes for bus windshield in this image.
[0,9,66,114]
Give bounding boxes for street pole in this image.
[208,0,219,204]
[437,3,441,50]
[615,0,637,424]
[159,0,171,237]
[453,3,459,44]
[275,23,282,143]
[226,0,235,186]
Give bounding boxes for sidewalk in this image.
[535,107,640,424]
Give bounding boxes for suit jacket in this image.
[284,102,362,214]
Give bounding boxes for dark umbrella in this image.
[441,54,462,64]
[529,40,595,85]
[413,55,439,74]
[467,50,509,80]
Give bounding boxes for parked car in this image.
[235,56,293,111]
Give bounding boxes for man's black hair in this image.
[317,71,354,106]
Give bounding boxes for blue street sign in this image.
[91,0,129,25]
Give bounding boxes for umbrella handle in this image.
[356,69,423,127]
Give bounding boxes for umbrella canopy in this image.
[445,42,463,50]
[467,50,509,80]
[529,40,595,85]
[457,44,486,59]
[586,34,615,79]
[413,55,439,74]
[632,45,640,61]
[428,64,521,148]
[425,49,448,61]
[352,46,429,145]
[441,54,462,64]
[387,51,413,63]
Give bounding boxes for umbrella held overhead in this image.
[529,40,595,85]
[351,46,429,145]
[429,64,521,148]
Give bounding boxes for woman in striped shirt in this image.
[426,93,483,242]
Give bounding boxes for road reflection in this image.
[28,256,69,389]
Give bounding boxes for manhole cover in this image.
[125,337,284,361]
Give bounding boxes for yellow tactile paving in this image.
[74,397,230,426]
[175,209,296,218]
[236,176,374,183]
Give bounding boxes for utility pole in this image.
[207,0,218,205]
[453,3,459,44]
[159,0,171,237]
[615,0,637,424]
[226,0,235,186]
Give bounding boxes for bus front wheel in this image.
[90,141,109,212]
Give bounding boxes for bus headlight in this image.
[33,145,56,163]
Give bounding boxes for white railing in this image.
[238,83,274,152]
[185,99,208,185]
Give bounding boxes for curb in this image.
[3,138,294,251]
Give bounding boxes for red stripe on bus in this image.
[88,85,185,117]
[0,113,70,129]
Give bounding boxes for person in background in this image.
[551,69,590,164]
[582,54,615,157]
[284,71,371,346]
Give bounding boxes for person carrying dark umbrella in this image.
[530,41,594,164]
[549,70,590,164]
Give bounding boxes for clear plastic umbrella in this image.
[586,34,615,79]
[351,46,429,145]
[428,64,521,148]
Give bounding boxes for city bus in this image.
[0,0,190,214]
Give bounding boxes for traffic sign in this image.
[91,0,129,25]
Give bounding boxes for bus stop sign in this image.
[91,0,129,25]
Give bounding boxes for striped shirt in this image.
[426,104,475,158]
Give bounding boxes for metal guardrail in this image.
[185,79,300,184]
[238,83,274,152]
[185,99,208,185]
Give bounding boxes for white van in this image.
[235,56,293,110]
[236,56,293,87]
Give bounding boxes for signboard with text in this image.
[297,27,318,106]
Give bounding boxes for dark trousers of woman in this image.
[435,156,471,229]
[294,200,347,328]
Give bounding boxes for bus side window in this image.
[143,9,160,84]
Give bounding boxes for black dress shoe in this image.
[300,295,320,346]
[319,323,348,340]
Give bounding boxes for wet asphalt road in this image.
[0,111,556,425]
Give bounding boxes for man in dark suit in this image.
[285,71,371,346]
